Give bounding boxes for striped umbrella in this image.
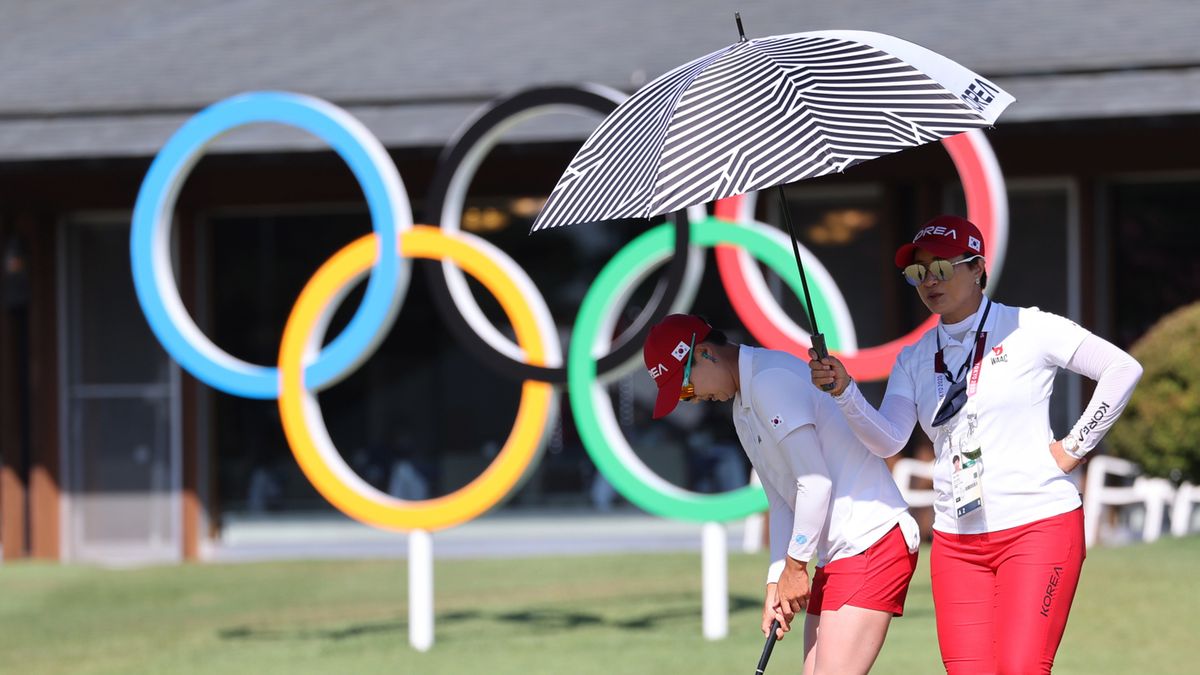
[531,17,1014,362]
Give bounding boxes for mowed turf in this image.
[1,535,1196,674]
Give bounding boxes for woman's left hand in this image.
[1049,440,1083,473]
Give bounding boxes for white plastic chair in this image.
[1082,455,1177,547]
[1171,482,1200,538]
[891,457,936,508]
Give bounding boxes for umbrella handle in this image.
[811,334,836,392]
[755,619,780,674]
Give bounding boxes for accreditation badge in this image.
[948,422,983,518]
[945,415,984,514]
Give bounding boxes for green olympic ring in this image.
[567,216,844,521]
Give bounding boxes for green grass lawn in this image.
[1,536,1196,674]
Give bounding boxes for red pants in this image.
[931,508,1085,675]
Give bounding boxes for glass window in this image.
[1109,179,1200,347]
[776,185,892,346]
[68,224,167,385]
[771,185,896,407]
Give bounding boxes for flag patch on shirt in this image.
[671,341,690,362]
[770,415,784,428]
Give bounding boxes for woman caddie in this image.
[810,215,1143,674]
[644,314,920,675]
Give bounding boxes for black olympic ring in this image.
[421,85,693,383]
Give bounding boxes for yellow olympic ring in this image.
[278,226,554,531]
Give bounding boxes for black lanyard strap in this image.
[931,299,992,428]
[934,298,992,385]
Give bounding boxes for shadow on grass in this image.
[218,595,762,642]
[219,620,404,642]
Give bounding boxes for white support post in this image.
[409,529,434,652]
[743,470,765,553]
[742,512,765,554]
[702,521,728,640]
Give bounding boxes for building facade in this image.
[1,1,1198,562]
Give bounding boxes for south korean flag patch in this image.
[770,414,784,429]
[671,341,691,362]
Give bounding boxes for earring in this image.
[974,278,981,286]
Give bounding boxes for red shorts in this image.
[807,524,918,617]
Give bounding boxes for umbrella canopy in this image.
[531,29,1014,232]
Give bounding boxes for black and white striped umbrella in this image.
[531,28,1014,233]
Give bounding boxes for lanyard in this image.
[934,298,992,399]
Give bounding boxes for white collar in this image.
[736,344,755,411]
[936,297,997,348]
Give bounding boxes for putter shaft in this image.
[755,619,781,674]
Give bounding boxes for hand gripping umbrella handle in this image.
[755,620,780,674]
[811,334,836,392]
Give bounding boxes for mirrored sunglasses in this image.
[903,255,983,287]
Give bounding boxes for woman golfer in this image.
[645,314,919,675]
[810,215,1143,674]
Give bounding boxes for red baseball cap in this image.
[894,215,986,268]
[643,314,711,419]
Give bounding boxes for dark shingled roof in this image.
[2,0,1199,160]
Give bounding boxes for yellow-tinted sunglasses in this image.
[902,255,982,286]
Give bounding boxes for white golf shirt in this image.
[731,346,919,583]
[835,301,1142,535]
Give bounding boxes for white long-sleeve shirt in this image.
[831,303,1142,534]
[731,346,919,583]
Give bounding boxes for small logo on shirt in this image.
[793,534,808,546]
[671,341,691,362]
[990,344,1008,365]
[770,415,784,428]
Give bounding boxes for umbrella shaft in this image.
[775,187,823,345]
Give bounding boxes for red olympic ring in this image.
[714,130,1007,381]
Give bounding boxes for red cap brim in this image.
[894,240,969,268]
[652,368,685,419]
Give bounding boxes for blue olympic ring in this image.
[130,91,413,399]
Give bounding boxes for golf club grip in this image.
[811,334,836,392]
[755,619,780,674]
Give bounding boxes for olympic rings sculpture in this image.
[131,87,1008,531]
[131,91,413,400]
